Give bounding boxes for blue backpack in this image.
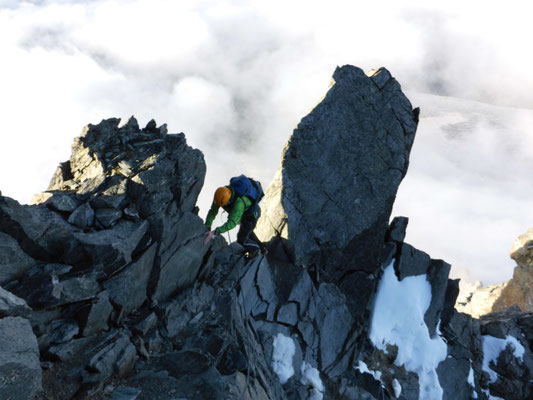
[229,175,264,206]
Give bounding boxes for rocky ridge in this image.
[457,227,533,317]
[0,65,532,400]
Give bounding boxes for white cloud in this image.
[0,0,532,286]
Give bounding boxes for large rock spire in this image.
[257,66,419,281]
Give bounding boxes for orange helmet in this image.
[214,186,232,207]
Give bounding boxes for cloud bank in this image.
[0,0,532,286]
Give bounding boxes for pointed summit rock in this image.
[257,66,419,280]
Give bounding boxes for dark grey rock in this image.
[49,319,79,344]
[68,202,95,228]
[396,242,431,280]
[337,371,387,400]
[121,116,140,132]
[92,191,128,210]
[47,193,80,212]
[387,216,409,243]
[297,320,319,353]
[257,66,418,279]
[289,270,318,320]
[79,291,113,336]
[0,232,37,285]
[43,263,72,276]
[164,304,190,337]
[315,283,354,376]
[256,257,278,307]
[144,119,158,132]
[277,302,298,326]
[480,308,527,339]
[0,195,78,262]
[380,241,397,268]
[238,258,263,317]
[47,336,92,362]
[12,267,98,308]
[424,259,451,337]
[158,351,211,377]
[59,274,99,303]
[134,312,157,336]
[109,386,141,400]
[83,330,136,391]
[162,283,215,337]
[95,208,123,227]
[152,213,209,302]
[217,347,248,375]
[0,285,31,317]
[104,244,156,314]
[72,219,148,274]
[145,329,163,354]
[436,356,472,400]
[158,123,168,135]
[90,179,128,209]
[442,311,482,361]
[34,191,80,212]
[0,317,42,399]
[11,269,61,308]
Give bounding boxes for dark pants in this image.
[237,207,265,253]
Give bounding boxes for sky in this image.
[0,0,531,288]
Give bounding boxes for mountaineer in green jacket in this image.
[203,175,267,258]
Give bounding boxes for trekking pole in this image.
[220,211,234,243]
[219,212,231,243]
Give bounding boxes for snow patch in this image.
[271,333,295,384]
[467,366,475,387]
[482,334,525,383]
[392,378,402,398]
[355,360,382,381]
[300,361,324,400]
[369,261,448,400]
[468,366,478,398]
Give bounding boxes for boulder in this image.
[68,202,95,228]
[0,286,31,317]
[95,208,123,227]
[104,244,157,314]
[0,317,42,399]
[0,232,36,285]
[10,266,98,308]
[151,212,208,302]
[81,330,137,395]
[30,191,80,213]
[79,291,114,337]
[0,195,78,262]
[71,220,148,274]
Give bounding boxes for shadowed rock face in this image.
[0,66,532,400]
[256,66,419,282]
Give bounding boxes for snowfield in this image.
[369,261,448,399]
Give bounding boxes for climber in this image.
[203,175,267,258]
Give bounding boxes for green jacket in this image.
[205,187,254,234]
